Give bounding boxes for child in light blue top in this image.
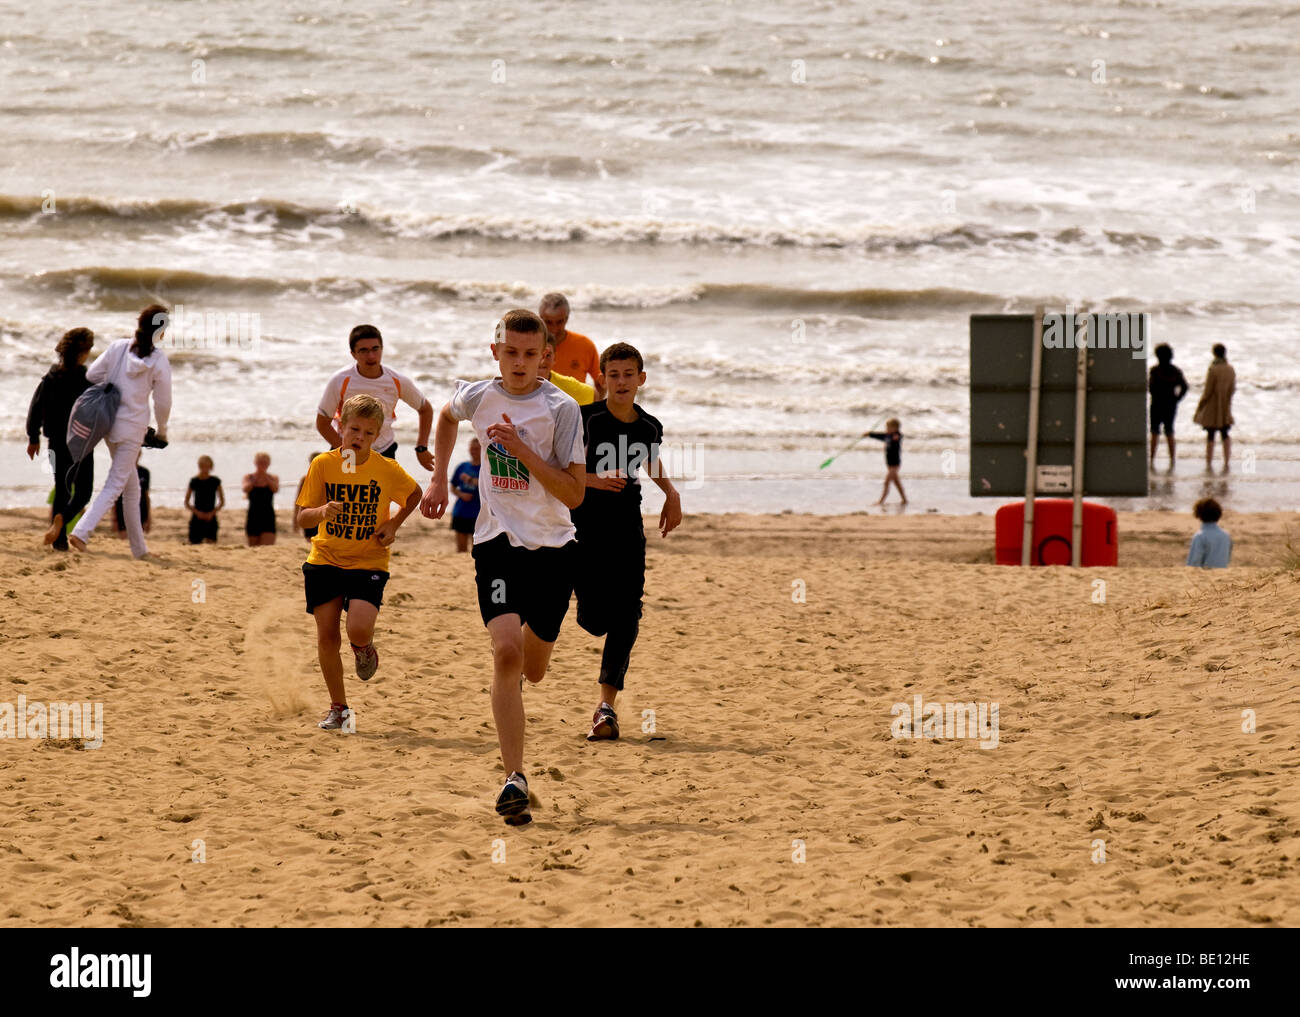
[1186,498,1231,568]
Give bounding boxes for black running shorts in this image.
[471,534,577,643]
[302,562,389,614]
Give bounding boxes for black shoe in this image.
[495,772,532,825]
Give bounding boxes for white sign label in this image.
[1036,464,1073,493]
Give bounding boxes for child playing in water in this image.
[868,418,907,505]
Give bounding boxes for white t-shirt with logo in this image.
[318,365,425,452]
[449,378,585,550]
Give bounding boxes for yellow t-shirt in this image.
[549,370,596,405]
[297,449,419,572]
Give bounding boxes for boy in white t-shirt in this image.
[315,324,435,468]
[421,309,586,826]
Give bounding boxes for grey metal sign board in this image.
[970,313,1149,497]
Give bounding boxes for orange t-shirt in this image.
[553,330,601,386]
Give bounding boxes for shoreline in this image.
[1,506,1294,568]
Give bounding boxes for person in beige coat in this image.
[1192,343,1236,469]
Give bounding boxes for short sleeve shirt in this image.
[296,449,419,571]
[188,475,222,512]
[317,365,425,452]
[448,378,584,549]
[553,331,601,386]
[572,400,663,529]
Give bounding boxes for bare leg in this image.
[344,599,378,651]
[521,623,556,684]
[1205,434,1213,469]
[455,532,469,553]
[598,683,619,709]
[1149,433,1158,466]
[314,599,346,706]
[486,614,526,775]
[1167,434,1176,466]
[888,467,907,503]
[1222,434,1230,469]
[874,478,889,505]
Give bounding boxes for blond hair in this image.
[340,393,385,428]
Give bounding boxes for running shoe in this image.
[353,642,379,681]
[495,771,532,825]
[587,703,620,742]
[318,704,349,730]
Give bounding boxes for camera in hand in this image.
[143,427,168,449]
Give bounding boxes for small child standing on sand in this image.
[185,455,225,544]
[243,452,279,546]
[868,418,907,505]
[296,395,421,730]
[1186,497,1231,568]
[449,437,482,552]
[113,453,152,538]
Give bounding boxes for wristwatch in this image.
[415,446,428,453]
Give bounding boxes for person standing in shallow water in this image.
[1193,343,1235,470]
[26,327,96,551]
[1148,343,1188,468]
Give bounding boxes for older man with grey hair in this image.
[538,292,605,399]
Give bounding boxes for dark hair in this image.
[349,324,383,352]
[1154,343,1173,364]
[53,327,95,375]
[1212,343,1226,359]
[134,304,168,357]
[1194,498,1222,523]
[495,309,548,346]
[600,341,644,373]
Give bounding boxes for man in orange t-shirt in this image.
[539,292,605,399]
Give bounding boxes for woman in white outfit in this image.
[70,304,173,558]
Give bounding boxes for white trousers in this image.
[72,438,147,558]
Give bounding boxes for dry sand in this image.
[0,506,1297,927]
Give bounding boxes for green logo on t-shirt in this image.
[486,442,529,492]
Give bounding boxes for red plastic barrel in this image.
[995,499,1118,566]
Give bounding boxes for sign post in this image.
[971,311,1148,559]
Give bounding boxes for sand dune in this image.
[0,507,1296,926]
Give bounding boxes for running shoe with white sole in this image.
[495,771,532,825]
[318,703,349,730]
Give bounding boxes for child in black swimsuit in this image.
[868,418,907,505]
[243,451,280,546]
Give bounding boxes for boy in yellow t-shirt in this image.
[297,394,421,730]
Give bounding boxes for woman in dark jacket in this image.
[26,328,96,550]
